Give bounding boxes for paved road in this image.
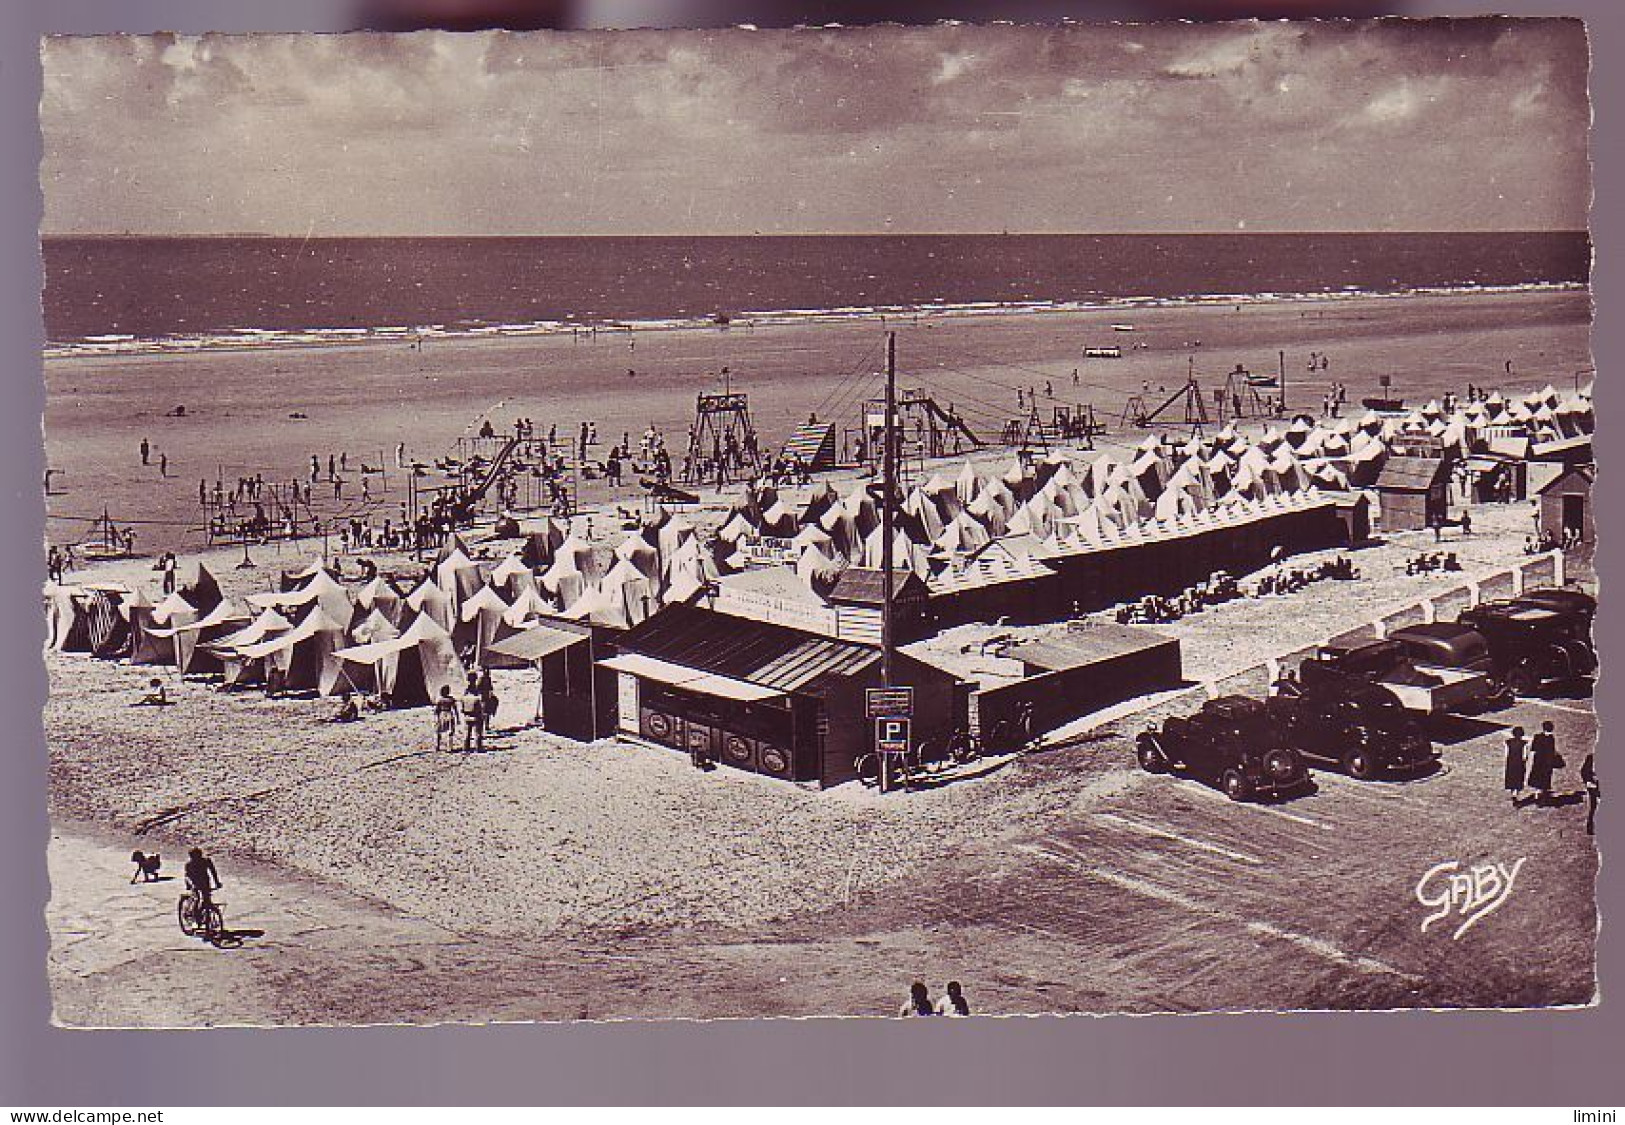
[49,694,1597,1025]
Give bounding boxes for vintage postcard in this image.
[40,19,1595,1026]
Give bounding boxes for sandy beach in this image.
[41,285,1600,1024]
[45,289,1592,555]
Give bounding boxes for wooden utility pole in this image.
[880,331,897,793]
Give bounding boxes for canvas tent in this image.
[129,590,197,665]
[332,612,466,708]
[152,598,252,676]
[235,608,349,695]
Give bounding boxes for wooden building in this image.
[1374,456,1452,531]
[1538,464,1595,546]
[485,616,619,741]
[604,604,965,786]
[972,622,1183,737]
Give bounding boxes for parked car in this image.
[1513,586,1595,618]
[1384,623,1503,709]
[1456,600,1597,695]
[1307,636,1495,715]
[1512,587,1596,641]
[1136,695,1311,801]
[1272,666,1438,779]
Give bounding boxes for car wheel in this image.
[1137,736,1169,774]
[1221,768,1252,802]
[1507,667,1538,697]
[1343,748,1377,781]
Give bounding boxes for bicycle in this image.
[854,746,920,791]
[178,888,225,944]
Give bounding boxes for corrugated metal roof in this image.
[616,603,877,694]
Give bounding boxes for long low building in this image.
[711,490,1362,635]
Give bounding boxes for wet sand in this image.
[44,289,1592,554]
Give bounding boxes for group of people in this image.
[1504,722,1600,834]
[1319,380,1349,419]
[138,437,170,477]
[1404,551,1462,576]
[432,669,501,753]
[1527,526,1585,554]
[898,980,972,1018]
[1252,554,1359,596]
[1113,571,1242,625]
[45,544,76,584]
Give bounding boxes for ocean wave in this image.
[42,280,1587,360]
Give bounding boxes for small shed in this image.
[1374,456,1451,531]
[825,567,930,642]
[979,622,1183,736]
[1538,464,1595,546]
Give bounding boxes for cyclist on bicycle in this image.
[183,847,222,908]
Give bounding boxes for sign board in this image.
[866,686,914,719]
[874,716,911,753]
[739,535,798,567]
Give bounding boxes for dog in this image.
[129,850,162,884]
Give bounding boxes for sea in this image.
[42,231,1590,356]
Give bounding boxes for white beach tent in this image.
[129,590,198,666]
[332,612,465,708]
[236,607,349,695]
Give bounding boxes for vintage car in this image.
[1271,666,1438,778]
[1512,587,1596,640]
[1383,623,1504,708]
[1456,600,1597,695]
[1306,636,1495,715]
[1136,695,1311,802]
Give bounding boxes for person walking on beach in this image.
[311,455,321,483]
[433,685,458,751]
[898,982,936,1018]
[460,673,486,752]
[158,452,168,478]
[139,438,150,466]
[1529,721,1563,805]
[1504,727,1528,807]
[935,981,971,1017]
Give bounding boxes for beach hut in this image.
[207,607,294,688]
[332,612,465,709]
[455,584,513,663]
[129,590,197,665]
[238,608,349,696]
[355,574,407,626]
[156,598,251,676]
[248,568,353,629]
[404,577,456,633]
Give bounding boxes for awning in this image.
[487,624,588,663]
[599,653,786,703]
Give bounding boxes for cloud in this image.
[39,20,1590,235]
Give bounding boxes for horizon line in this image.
[41,228,1593,240]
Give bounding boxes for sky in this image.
[39,20,1591,235]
